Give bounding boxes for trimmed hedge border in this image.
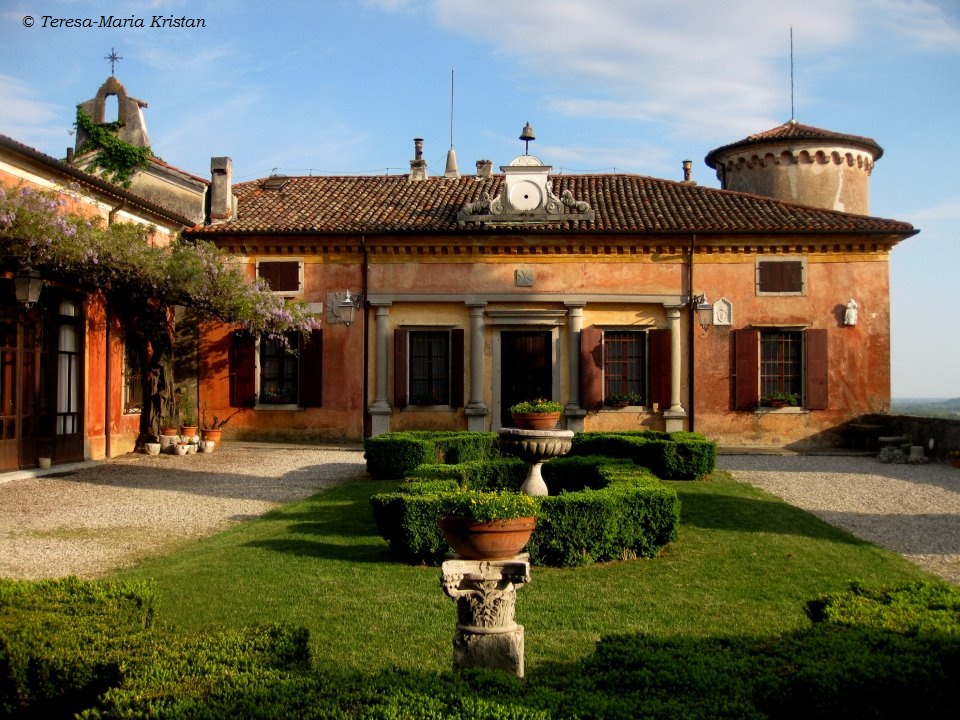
[4,577,958,718]
[364,430,716,481]
[0,577,310,719]
[369,455,680,567]
[364,431,501,480]
[569,430,717,480]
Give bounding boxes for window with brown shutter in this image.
[394,328,463,408]
[647,329,672,408]
[298,330,323,407]
[229,330,257,407]
[580,327,666,409]
[756,259,805,295]
[733,327,829,410]
[257,261,302,293]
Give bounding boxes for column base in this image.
[663,408,687,433]
[465,403,489,432]
[453,626,525,678]
[564,406,586,433]
[368,403,392,436]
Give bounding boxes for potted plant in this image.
[200,405,242,448]
[947,450,960,469]
[509,398,563,430]
[438,490,539,559]
[762,391,799,408]
[605,392,643,409]
[177,391,199,436]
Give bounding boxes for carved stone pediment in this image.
[458,156,593,225]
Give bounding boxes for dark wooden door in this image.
[500,331,552,427]
[0,308,43,471]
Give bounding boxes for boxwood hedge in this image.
[6,578,957,718]
[369,455,680,567]
[569,430,716,480]
[364,430,716,481]
[364,431,501,480]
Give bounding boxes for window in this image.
[760,330,802,400]
[257,260,302,294]
[259,333,299,404]
[410,331,450,405]
[602,331,646,405]
[394,328,464,408]
[734,328,828,410]
[123,336,143,414]
[580,326,671,410]
[756,259,805,295]
[229,329,323,408]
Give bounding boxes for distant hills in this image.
[891,398,960,418]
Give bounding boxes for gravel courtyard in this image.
[1,445,958,585]
[0,443,367,580]
[717,453,960,585]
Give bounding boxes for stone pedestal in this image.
[440,556,531,678]
[498,428,573,496]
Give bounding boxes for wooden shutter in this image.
[450,328,464,408]
[580,326,603,410]
[394,328,408,409]
[648,329,672,408]
[229,330,256,407]
[734,328,760,410]
[257,261,300,292]
[758,261,802,293]
[804,329,828,410]
[298,329,323,407]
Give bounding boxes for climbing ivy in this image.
[74,108,153,187]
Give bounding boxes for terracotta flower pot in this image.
[201,428,223,448]
[160,427,179,437]
[439,516,536,559]
[511,412,561,430]
[180,425,199,437]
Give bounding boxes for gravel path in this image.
[0,443,367,580]
[3,446,958,586]
[716,454,960,585]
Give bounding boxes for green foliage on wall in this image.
[74,107,153,187]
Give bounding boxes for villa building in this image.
[189,122,916,448]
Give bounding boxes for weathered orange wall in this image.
[692,253,891,446]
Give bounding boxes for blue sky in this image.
[2,0,958,397]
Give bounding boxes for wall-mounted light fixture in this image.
[691,293,713,332]
[327,290,362,326]
[14,267,43,309]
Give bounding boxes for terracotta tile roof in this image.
[0,133,195,227]
[705,120,884,167]
[190,172,914,237]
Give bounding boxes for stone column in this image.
[465,302,489,431]
[369,303,392,436]
[440,557,531,678]
[663,306,687,432]
[564,302,586,432]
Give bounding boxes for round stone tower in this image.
[704,119,882,215]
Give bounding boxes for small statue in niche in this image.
[844,299,859,326]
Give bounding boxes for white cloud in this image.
[428,0,948,143]
[0,75,70,148]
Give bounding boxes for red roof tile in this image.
[190,172,914,238]
[705,120,884,167]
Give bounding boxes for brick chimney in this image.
[682,159,694,184]
[209,156,235,223]
[409,138,428,181]
[476,159,492,179]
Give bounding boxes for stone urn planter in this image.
[498,428,574,496]
[439,516,536,560]
[143,442,161,456]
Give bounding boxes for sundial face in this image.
[509,180,542,211]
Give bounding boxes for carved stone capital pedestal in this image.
[440,556,531,678]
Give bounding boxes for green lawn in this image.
[113,470,928,675]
